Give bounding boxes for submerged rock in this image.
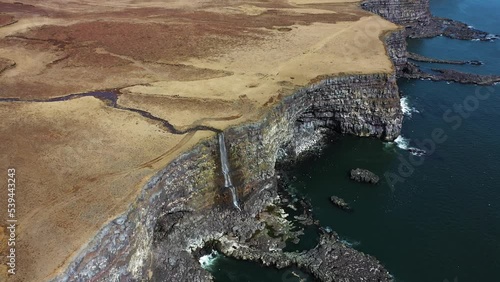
[330,196,352,212]
[408,147,426,156]
[350,168,380,184]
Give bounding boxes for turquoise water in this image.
[207,1,500,281]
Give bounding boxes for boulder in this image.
[330,196,352,212]
[350,168,379,184]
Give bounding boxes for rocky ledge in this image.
[408,52,482,66]
[151,186,392,282]
[414,17,498,41]
[401,63,500,85]
[330,196,353,212]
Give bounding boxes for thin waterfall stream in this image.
[218,133,242,211]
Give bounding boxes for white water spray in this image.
[400,96,419,117]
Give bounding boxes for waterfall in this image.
[218,133,242,211]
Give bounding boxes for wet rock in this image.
[350,168,380,184]
[408,147,426,156]
[330,196,352,212]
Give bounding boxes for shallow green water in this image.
[206,1,500,281]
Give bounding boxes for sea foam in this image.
[199,250,219,270]
[394,135,410,150]
[387,136,426,156]
[400,96,419,117]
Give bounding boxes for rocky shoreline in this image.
[216,230,392,282]
[48,1,498,281]
[403,65,500,85]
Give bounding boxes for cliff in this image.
[0,0,407,281]
[361,0,431,26]
[54,72,403,281]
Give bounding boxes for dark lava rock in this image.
[218,231,392,282]
[350,168,380,184]
[408,52,483,66]
[330,196,352,212]
[408,147,426,156]
[402,63,500,85]
[430,68,500,85]
[468,60,483,66]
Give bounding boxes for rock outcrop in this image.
[350,168,380,184]
[408,52,483,65]
[384,29,409,74]
[361,0,432,27]
[402,64,500,85]
[330,196,353,212]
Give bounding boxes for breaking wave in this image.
[199,250,219,270]
[386,135,426,156]
[400,96,419,117]
[394,135,410,150]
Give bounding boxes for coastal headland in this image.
[0,0,494,281]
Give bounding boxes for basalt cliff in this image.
[51,14,405,282]
[62,71,403,281]
[0,0,493,281]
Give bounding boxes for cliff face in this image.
[384,29,409,75]
[361,0,431,26]
[223,72,402,205]
[51,66,402,281]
